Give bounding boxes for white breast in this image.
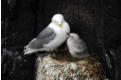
[43,21,70,50]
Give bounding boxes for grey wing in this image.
[27,27,56,49]
[73,38,87,52]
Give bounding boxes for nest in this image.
[36,49,108,80]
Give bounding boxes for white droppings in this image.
[82,66,86,72]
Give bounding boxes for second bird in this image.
[67,33,89,59]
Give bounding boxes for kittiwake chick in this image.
[67,33,89,59]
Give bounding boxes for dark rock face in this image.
[1,0,121,80]
[1,0,37,80]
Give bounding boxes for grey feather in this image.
[73,38,88,53]
[67,33,89,59]
[27,27,56,49]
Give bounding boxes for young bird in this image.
[67,33,89,59]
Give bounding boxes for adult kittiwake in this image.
[24,14,70,54]
[67,33,89,59]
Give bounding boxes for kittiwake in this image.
[66,33,89,59]
[24,14,70,54]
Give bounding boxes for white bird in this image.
[24,14,70,55]
[66,33,89,59]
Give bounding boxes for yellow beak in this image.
[59,24,63,27]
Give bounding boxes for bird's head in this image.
[69,33,80,40]
[52,14,64,27]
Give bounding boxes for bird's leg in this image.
[54,49,58,53]
[51,49,59,59]
[52,49,57,58]
[49,51,53,57]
